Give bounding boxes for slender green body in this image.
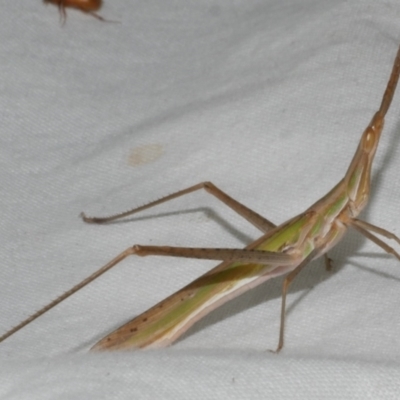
[93,214,316,349]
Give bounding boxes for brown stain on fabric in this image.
[128,144,164,166]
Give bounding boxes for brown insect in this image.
[44,0,106,23]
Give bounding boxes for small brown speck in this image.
[128,144,164,166]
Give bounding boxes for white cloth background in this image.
[1,1,400,398]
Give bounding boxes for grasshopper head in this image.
[345,112,384,214]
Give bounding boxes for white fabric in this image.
[1,1,400,398]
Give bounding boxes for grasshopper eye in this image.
[363,129,377,152]
[362,113,384,153]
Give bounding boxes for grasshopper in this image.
[2,44,400,351]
